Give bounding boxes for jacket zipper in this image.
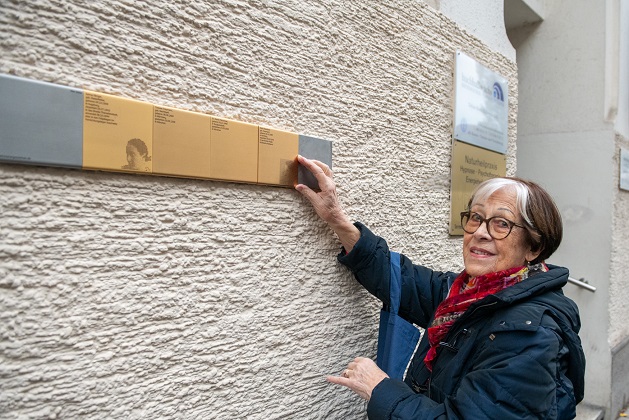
[438,328,470,353]
[465,300,498,320]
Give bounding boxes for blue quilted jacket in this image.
[337,223,585,420]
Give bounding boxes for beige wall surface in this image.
[610,0,629,350]
[611,135,629,419]
[611,136,629,349]
[0,1,517,418]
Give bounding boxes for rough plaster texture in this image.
[610,135,629,418]
[611,136,629,349]
[0,1,517,418]
[439,0,516,60]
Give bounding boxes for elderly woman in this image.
[295,155,585,419]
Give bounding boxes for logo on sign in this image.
[492,82,504,101]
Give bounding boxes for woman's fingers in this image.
[326,357,389,401]
[308,156,333,177]
[296,155,334,191]
[326,374,370,400]
[295,155,340,222]
[297,154,330,174]
[294,182,317,202]
[326,375,351,386]
[295,154,360,251]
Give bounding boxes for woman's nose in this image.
[474,221,493,239]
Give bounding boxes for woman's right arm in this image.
[295,155,360,253]
[296,155,451,323]
[337,225,451,327]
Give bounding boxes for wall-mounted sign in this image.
[453,51,509,155]
[0,74,332,190]
[621,148,629,191]
[450,140,507,235]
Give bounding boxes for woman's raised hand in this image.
[295,155,345,226]
[295,155,360,252]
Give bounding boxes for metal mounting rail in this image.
[567,276,596,292]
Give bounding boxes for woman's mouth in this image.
[471,248,494,257]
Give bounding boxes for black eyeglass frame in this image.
[460,211,527,240]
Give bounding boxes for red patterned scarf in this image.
[423,263,548,371]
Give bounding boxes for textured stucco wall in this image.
[0,1,517,418]
[611,135,629,348]
[611,134,629,418]
[439,0,516,60]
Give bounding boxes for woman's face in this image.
[463,187,541,277]
[126,144,145,170]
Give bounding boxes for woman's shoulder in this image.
[488,287,578,330]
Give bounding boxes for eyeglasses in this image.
[460,211,526,240]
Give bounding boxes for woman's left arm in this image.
[327,325,568,420]
[368,326,566,419]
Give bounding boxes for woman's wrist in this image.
[329,217,360,252]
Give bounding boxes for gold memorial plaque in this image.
[210,117,258,183]
[83,92,153,173]
[257,127,298,187]
[450,140,506,235]
[152,106,211,179]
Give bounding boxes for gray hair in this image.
[467,177,563,264]
[469,178,534,228]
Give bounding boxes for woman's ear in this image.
[525,248,542,264]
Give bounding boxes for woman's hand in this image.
[295,155,360,252]
[294,155,346,226]
[327,357,389,401]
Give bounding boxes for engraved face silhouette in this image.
[126,144,144,169]
[122,138,150,171]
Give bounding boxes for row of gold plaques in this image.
[0,74,331,189]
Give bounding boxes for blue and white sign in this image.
[621,148,629,191]
[453,51,509,154]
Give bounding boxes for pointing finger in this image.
[326,375,352,387]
